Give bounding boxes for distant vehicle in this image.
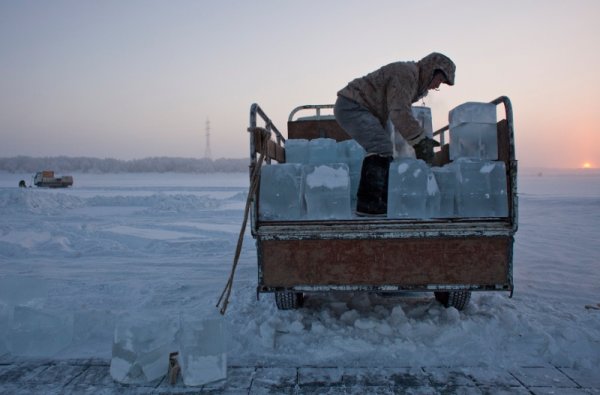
[33,171,73,188]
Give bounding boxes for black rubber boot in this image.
[356,154,392,216]
[413,137,440,164]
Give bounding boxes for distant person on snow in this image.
[334,52,456,216]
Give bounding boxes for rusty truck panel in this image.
[259,236,511,289]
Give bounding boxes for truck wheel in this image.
[434,290,471,311]
[275,291,304,310]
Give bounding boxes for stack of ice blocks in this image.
[387,159,440,219]
[449,102,498,160]
[259,138,356,220]
[444,102,509,218]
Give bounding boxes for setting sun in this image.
[582,162,593,169]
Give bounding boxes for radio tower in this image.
[204,118,212,159]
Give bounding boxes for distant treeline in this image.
[0,156,249,173]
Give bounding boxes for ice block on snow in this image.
[259,164,304,220]
[110,318,177,384]
[303,164,352,220]
[284,139,309,164]
[449,102,496,128]
[8,306,73,357]
[177,316,227,386]
[0,303,11,355]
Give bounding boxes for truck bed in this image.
[248,97,517,297]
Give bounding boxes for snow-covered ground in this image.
[0,170,599,374]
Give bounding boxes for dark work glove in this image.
[413,137,440,164]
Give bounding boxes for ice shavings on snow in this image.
[228,289,600,369]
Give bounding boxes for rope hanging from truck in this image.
[217,127,270,315]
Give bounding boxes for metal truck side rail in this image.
[288,104,335,122]
[249,103,285,166]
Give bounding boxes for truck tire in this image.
[275,291,304,310]
[434,290,471,311]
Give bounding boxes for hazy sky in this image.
[1,0,599,168]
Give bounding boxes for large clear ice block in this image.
[449,122,498,160]
[388,159,435,219]
[432,165,458,218]
[8,306,73,357]
[336,139,365,209]
[308,138,337,164]
[426,170,441,218]
[336,139,365,173]
[285,139,309,164]
[455,159,509,217]
[487,161,509,217]
[303,164,352,220]
[449,102,496,128]
[0,303,9,355]
[259,164,304,220]
[110,317,178,384]
[412,106,433,139]
[177,316,227,386]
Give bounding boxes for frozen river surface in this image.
[0,170,599,375]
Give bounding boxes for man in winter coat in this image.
[334,52,456,216]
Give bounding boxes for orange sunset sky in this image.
[1,0,598,169]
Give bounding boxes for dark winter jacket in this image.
[337,52,455,145]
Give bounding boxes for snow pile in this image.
[227,289,600,370]
[88,193,222,212]
[0,189,84,214]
